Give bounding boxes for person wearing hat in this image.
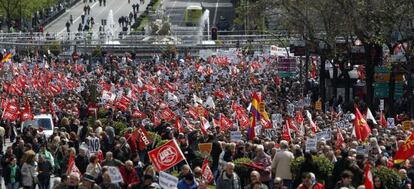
[79,173,101,189]
[177,173,197,189]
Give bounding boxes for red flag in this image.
[379,111,387,128]
[214,90,226,99]
[21,100,34,122]
[187,106,198,120]
[287,117,299,133]
[282,121,292,142]
[295,111,304,124]
[174,118,185,133]
[136,127,152,151]
[66,153,80,176]
[260,117,272,129]
[394,131,414,163]
[336,127,344,150]
[183,117,195,131]
[200,117,210,136]
[152,112,161,126]
[132,109,147,119]
[160,107,176,122]
[236,112,250,129]
[165,82,176,92]
[219,113,233,131]
[148,140,185,172]
[2,100,19,121]
[364,162,374,189]
[201,158,214,184]
[354,107,371,141]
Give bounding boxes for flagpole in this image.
[173,138,193,174]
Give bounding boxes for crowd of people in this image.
[0,47,412,189]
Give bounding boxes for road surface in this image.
[46,0,150,36]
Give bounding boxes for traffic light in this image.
[211,27,218,40]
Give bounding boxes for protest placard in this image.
[231,131,242,142]
[387,118,395,128]
[306,138,317,152]
[198,143,213,154]
[107,166,123,183]
[159,171,179,189]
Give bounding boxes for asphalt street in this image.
[46,0,150,36]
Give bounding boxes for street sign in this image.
[278,58,297,78]
[394,82,404,99]
[374,83,389,98]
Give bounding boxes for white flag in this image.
[366,107,378,125]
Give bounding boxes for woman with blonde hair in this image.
[143,165,158,182]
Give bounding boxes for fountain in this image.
[106,10,115,40]
[198,9,210,43]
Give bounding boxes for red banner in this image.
[148,140,185,172]
[136,127,152,151]
[201,159,214,184]
[394,131,414,163]
[160,107,175,122]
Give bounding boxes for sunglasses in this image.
[274,182,281,185]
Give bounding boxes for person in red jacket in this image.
[297,173,324,189]
[120,160,140,188]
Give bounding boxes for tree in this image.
[243,0,414,113]
[0,0,56,25]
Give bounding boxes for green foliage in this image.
[0,0,57,20]
[290,156,334,182]
[233,158,254,180]
[97,108,108,119]
[112,121,128,135]
[192,151,213,168]
[156,139,169,147]
[148,131,162,146]
[373,166,402,189]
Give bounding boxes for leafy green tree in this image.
[0,0,56,22]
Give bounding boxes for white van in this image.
[20,114,54,138]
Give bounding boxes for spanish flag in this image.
[247,92,271,140]
[1,52,12,64]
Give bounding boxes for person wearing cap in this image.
[79,173,101,189]
[177,172,197,189]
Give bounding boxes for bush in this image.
[234,158,254,186]
[156,139,169,147]
[192,151,213,168]
[148,131,162,146]
[290,155,334,182]
[373,166,401,189]
[98,108,108,119]
[112,121,128,135]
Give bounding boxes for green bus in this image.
[184,5,203,26]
